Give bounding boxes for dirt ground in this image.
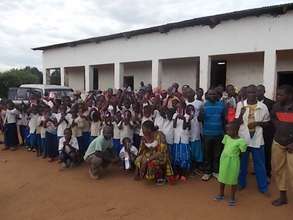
[0,148,292,220]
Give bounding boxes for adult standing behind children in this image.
[271,85,293,206]
[236,85,269,194]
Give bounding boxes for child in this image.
[224,85,237,123]
[119,110,134,145]
[161,108,175,163]
[140,105,153,137]
[113,111,122,155]
[39,110,47,158]
[28,106,39,152]
[119,137,138,171]
[43,108,58,162]
[132,103,142,149]
[215,122,247,206]
[58,128,79,169]
[173,102,191,181]
[17,103,29,147]
[186,104,203,174]
[71,109,85,157]
[89,110,102,142]
[3,101,19,151]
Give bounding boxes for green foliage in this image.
[0,67,42,98]
[50,69,61,85]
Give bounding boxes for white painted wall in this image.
[124,61,152,90]
[97,64,114,90]
[225,53,264,89]
[42,12,293,68]
[161,58,198,89]
[65,67,85,91]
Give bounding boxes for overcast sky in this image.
[0,0,291,71]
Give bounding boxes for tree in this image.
[49,69,61,85]
[0,68,40,98]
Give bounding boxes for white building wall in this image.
[65,67,85,91]
[225,53,264,89]
[98,65,114,90]
[161,58,198,89]
[124,61,152,90]
[42,12,293,68]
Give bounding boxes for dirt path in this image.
[0,148,292,220]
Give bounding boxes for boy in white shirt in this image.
[119,137,138,171]
[28,107,39,152]
[58,128,79,169]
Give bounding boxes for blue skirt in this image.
[113,139,121,156]
[174,143,191,170]
[168,144,175,164]
[190,140,203,162]
[46,132,58,158]
[82,132,91,151]
[77,136,85,156]
[4,123,19,147]
[29,132,38,149]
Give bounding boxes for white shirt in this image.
[17,113,28,126]
[119,121,134,144]
[186,99,204,117]
[189,117,201,142]
[55,113,72,137]
[153,110,164,130]
[140,116,153,136]
[71,116,84,137]
[28,113,39,134]
[235,100,270,148]
[90,121,102,137]
[39,116,46,138]
[161,118,174,145]
[113,121,121,139]
[58,136,79,151]
[173,113,190,144]
[5,108,18,124]
[119,145,138,160]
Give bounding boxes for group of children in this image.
[1,82,292,207]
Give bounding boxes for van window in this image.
[45,89,73,98]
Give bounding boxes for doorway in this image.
[93,67,99,90]
[210,60,226,88]
[277,71,293,87]
[124,76,134,90]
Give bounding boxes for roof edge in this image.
[32,3,293,51]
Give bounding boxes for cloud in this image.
[0,0,291,71]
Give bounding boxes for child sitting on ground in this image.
[119,137,138,171]
[58,128,79,169]
[214,122,247,206]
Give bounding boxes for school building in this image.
[33,3,293,99]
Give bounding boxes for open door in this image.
[277,71,293,87]
[124,76,134,90]
[210,60,226,88]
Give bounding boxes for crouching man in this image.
[84,126,117,179]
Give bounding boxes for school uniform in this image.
[113,121,121,155]
[82,112,91,152]
[236,100,270,193]
[45,117,58,159]
[4,108,19,148]
[119,145,138,170]
[17,113,29,146]
[161,118,174,163]
[173,113,191,170]
[28,113,39,150]
[90,121,102,142]
[119,121,134,144]
[39,116,47,157]
[71,116,85,156]
[189,116,203,163]
[153,110,164,130]
[58,136,79,164]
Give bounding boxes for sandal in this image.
[214,195,224,201]
[228,199,236,206]
[201,174,212,181]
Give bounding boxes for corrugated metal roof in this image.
[32,3,293,51]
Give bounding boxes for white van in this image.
[10,84,74,104]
